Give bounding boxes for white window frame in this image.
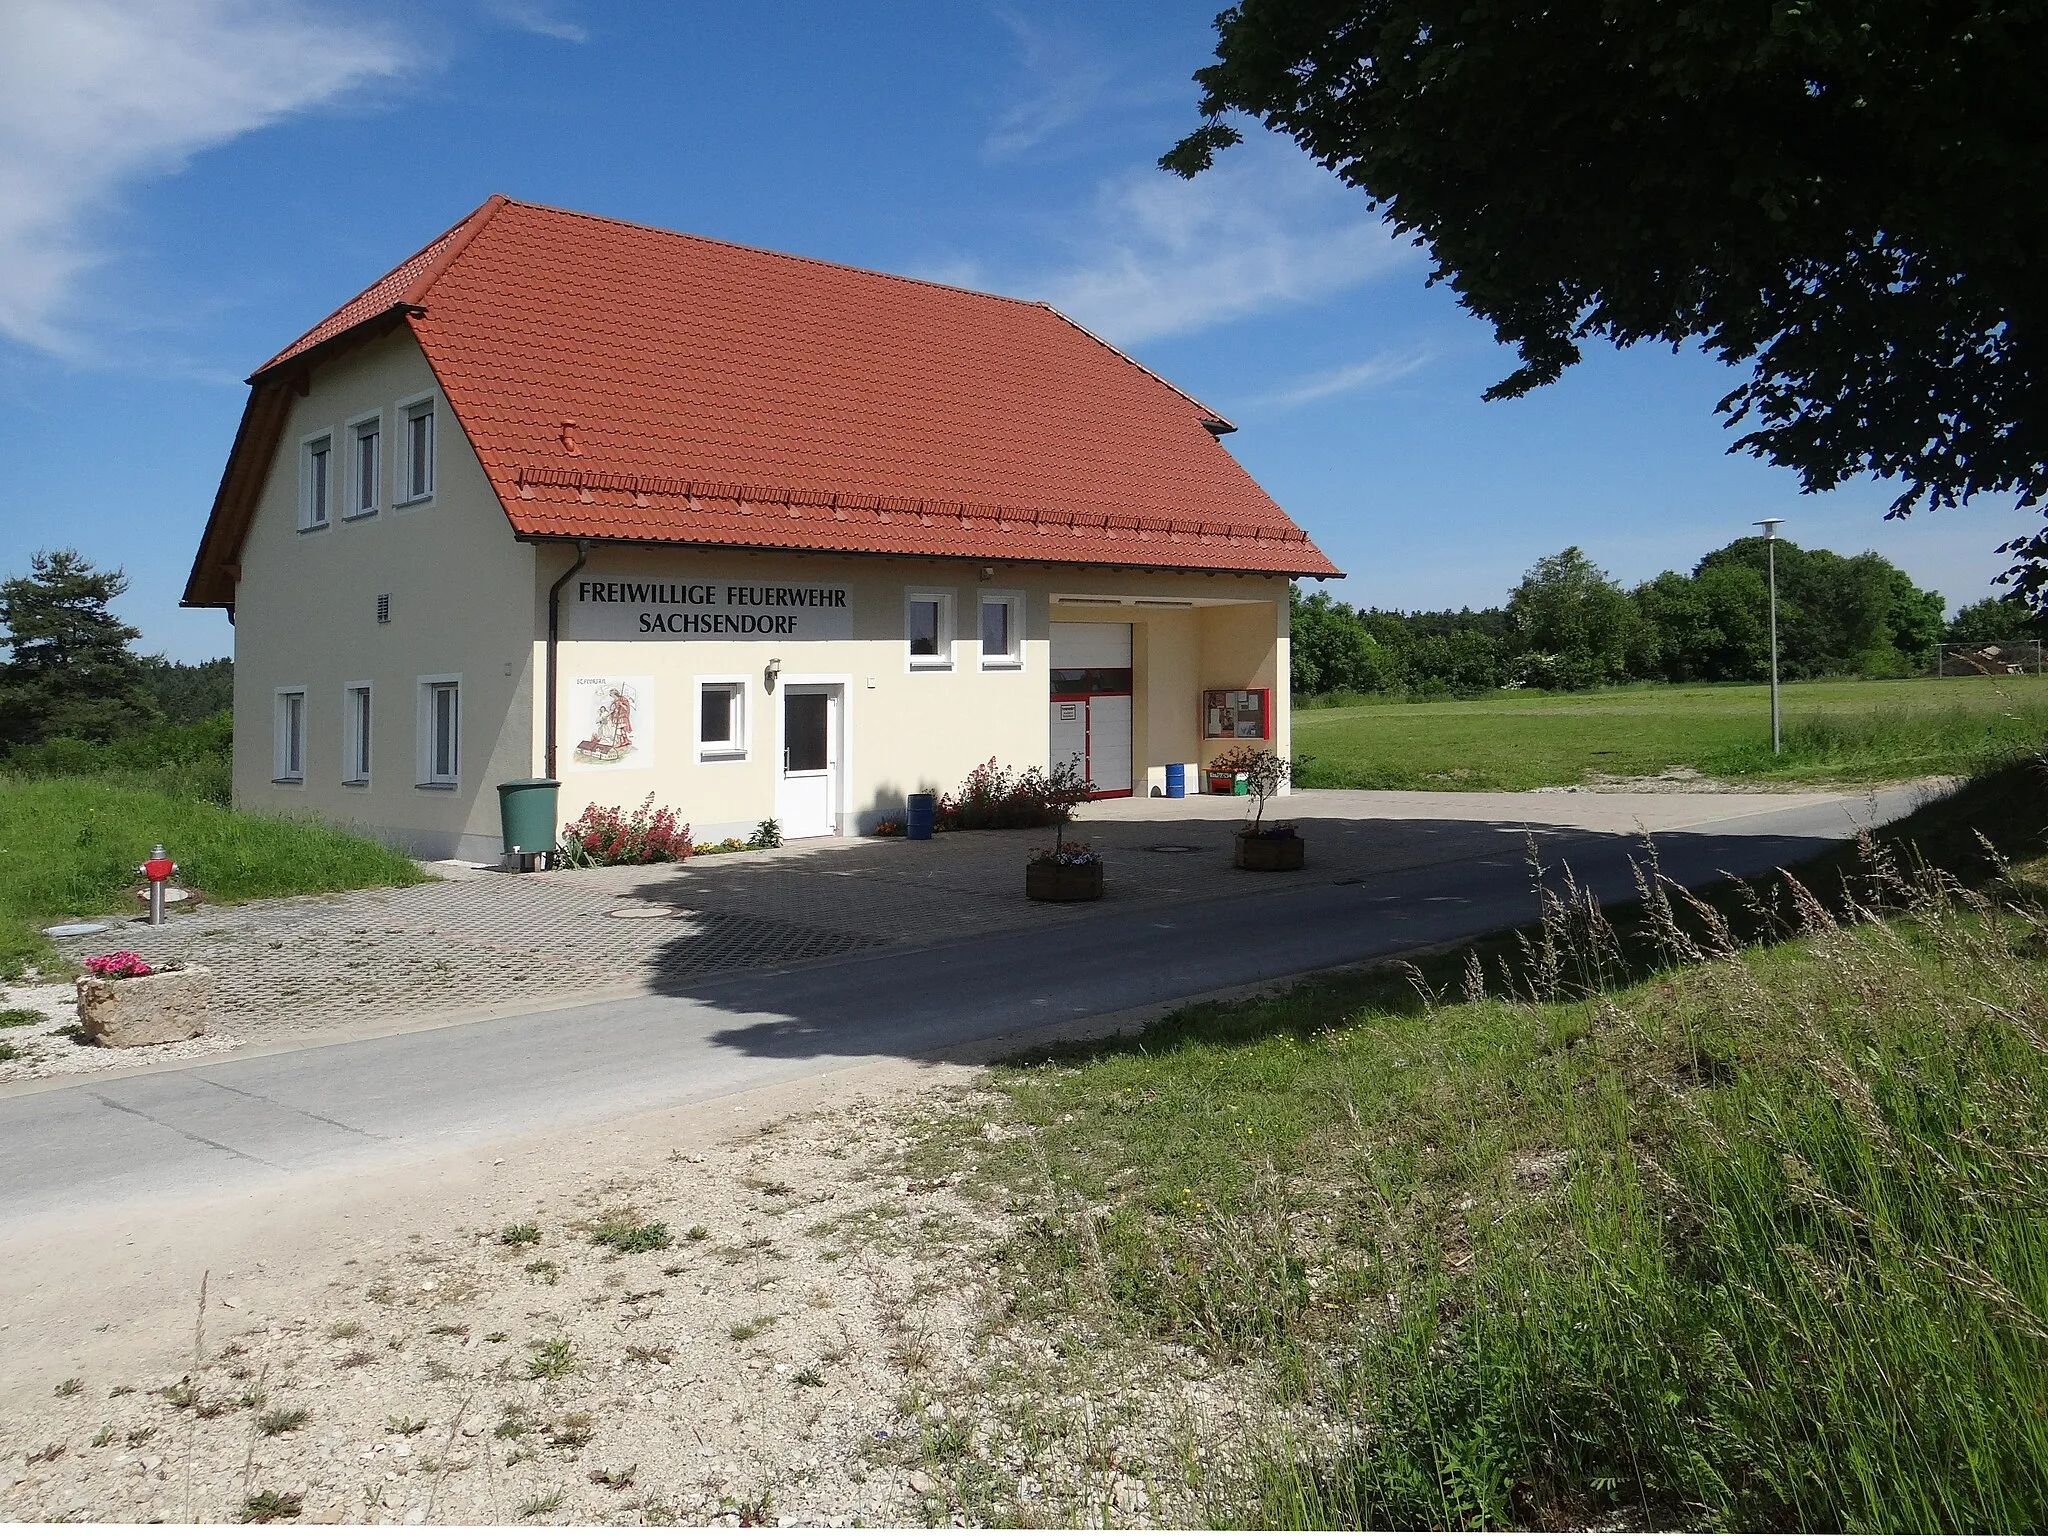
[346,412,382,519]
[299,430,334,530]
[904,587,955,671]
[695,675,749,761]
[274,687,307,783]
[396,393,436,505]
[977,589,1025,670]
[342,682,372,786]
[416,674,460,788]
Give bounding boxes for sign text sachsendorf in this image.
[571,580,854,640]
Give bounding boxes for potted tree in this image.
[1212,745,1305,871]
[1025,759,1103,901]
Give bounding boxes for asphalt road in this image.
[0,788,1920,1228]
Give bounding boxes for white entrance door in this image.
[778,685,841,838]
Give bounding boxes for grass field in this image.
[1294,674,2048,791]
[0,778,426,979]
[928,761,2048,1531]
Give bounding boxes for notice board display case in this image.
[1203,688,1270,740]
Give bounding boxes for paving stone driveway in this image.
[39,786,1871,1058]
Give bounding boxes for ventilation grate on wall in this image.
[376,593,391,624]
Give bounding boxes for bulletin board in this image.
[1203,688,1270,740]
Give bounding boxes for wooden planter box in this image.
[1233,831,1306,871]
[1026,861,1104,902]
[75,965,211,1047]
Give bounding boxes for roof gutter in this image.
[544,538,591,779]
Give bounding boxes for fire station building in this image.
[183,196,1338,861]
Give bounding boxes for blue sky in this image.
[0,0,2034,663]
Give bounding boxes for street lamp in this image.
[1755,518,1784,754]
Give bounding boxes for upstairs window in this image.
[401,399,435,502]
[300,435,332,529]
[349,416,380,517]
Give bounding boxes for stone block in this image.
[75,966,211,1047]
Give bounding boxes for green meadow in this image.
[1,721,424,977]
[926,760,2048,1531]
[1294,674,2048,790]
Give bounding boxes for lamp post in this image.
[1755,518,1784,754]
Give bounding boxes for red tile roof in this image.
[188,196,1335,604]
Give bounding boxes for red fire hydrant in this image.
[140,844,176,926]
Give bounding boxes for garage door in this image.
[1050,622,1133,797]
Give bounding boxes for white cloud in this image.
[486,1,588,44]
[0,0,404,354]
[981,8,1115,161]
[956,137,1421,347]
[1254,346,1436,409]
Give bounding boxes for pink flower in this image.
[84,951,153,979]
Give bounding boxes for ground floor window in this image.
[698,678,747,759]
[906,588,954,669]
[343,683,372,785]
[418,677,459,786]
[979,591,1023,668]
[274,688,306,782]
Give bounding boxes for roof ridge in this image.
[248,197,502,380]
[493,195,1052,312]
[398,193,508,307]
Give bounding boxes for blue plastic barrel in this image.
[1165,762,1186,798]
[906,792,936,840]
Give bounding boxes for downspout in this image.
[544,539,591,778]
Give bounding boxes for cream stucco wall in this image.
[541,549,1290,840]
[231,329,538,860]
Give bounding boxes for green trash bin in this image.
[497,778,561,862]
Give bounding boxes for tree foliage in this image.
[1506,547,1652,690]
[1945,594,2047,648]
[1167,1,2048,593]
[140,655,233,725]
[0,549,158,748]
[1293,538,1945,697]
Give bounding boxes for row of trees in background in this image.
[0,549,232,750]
[1292,538,2020,698]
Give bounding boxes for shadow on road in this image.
[648,805,1870,1066]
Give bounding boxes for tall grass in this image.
[1707,694,2048,780]
[3,711,234,804]
[0,774,425,978]
[959,777,2048,1530]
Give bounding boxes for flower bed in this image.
[1027,845,1101,868]
[691,820,784,857]
[555,795,691,867]
[935,759,1060,831]
[83,951,154,979]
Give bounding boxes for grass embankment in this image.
[1295,674,2048,790]
[939,759,2048,1531]
[1,715,426,977]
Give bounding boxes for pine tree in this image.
[0,549,160,747]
